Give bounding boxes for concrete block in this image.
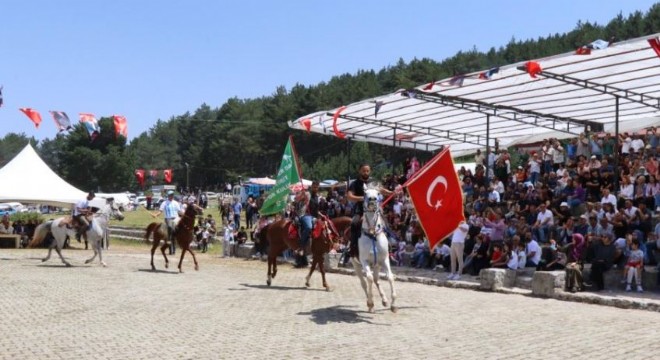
[532,271,565,297]
[479,268,516,291]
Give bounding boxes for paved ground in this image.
[2,247,660,360]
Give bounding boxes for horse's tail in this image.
[144,222,161,242]
[28,221,53,248]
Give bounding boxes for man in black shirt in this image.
[346,163,393,257]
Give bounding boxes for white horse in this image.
[351,187,397,313]
[29,199,124,267]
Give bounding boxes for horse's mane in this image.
[365,182,382,191]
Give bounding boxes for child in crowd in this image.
[624,239,644,292]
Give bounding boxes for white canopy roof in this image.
[290,34,660,156]
[0,144,87,207]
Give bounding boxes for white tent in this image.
[0,144,87,207]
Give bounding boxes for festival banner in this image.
[259,136,302,216]
[49,111,72,132]
[113,115,128,138]
[405,148,465,250]
[79,113,100,141]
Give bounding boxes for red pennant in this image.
[113,115,128,138]
[134,169,145,188]
[19,108,42,128]
[648,38,660,58]
[301,118,311,134]
[405,148,465,250]
[525,61,542,78]
[332,106,347,139]
[423,80,435,91]
[163,169,173,184]
[575,47,591,55]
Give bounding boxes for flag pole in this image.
[288,135,305,191]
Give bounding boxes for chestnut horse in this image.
[145,204,203,272]
[263,216,351,290]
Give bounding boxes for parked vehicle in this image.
[232,184,273,206]
[0,204,16,216]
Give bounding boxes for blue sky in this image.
[1,0,657,141]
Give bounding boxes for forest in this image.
[1,5,659,192]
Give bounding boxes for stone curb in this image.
[325,267,660,313]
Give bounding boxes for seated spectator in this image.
[586,233,616,291]
[489,243,504,268]
[430,241,450,270]
[516,241,527,269]
[537,240,567,271]
[412,238,429,268]
[532,203,554,243]
[525,237,542,267]
[491,242,515,269]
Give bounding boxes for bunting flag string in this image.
[19,108,42,128]
[525,61,542,78]
[478,67,500,80]
[49,111,73,132]
[300,118,311,134]
[648,37,660,58]
[374,100,384,118]
[134,169,145,187]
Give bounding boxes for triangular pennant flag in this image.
[648,37,660,58]
[79,113,100,141]
[19,108,42,128]
[478,67,500,80]
[49,111,72,132]
[163,169,173,184]
[113,115,128,138]
[134,169,145,188]
[525,61,542,78]
[589,39,610,50]
[332,106,347,139]
[440,75,465,87]
[575,46,591,55]
[374,101,384,118]
[423,80,435,91]
[301,118,311,134]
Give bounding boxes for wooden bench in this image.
[0,234,21,249]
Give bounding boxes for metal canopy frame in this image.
[290,33,660,157]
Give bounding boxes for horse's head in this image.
[106,198,124,221]
[363,188,380,213]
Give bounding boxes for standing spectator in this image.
[528,153,542,185]
[623,239,644,292]
[223,220,235,258]
[576,133,590,159]
[448,221,469,280]
[232,199,242,228]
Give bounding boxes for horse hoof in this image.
[325,286,333,292]
[165,263,169,269]
[382,301,388,307]
[267,279,272,286]
[65,263,72,267]
[391,306,398,313]
[101,262,107,267]
[84,259,92,264]
[368,306,375,313]
[41,258,47,262]
[195,265,199,271]
[305,282,310,288]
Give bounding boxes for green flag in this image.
[259,137,301,216]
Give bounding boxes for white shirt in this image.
[621,137,632,154]
[529,159,541,173]
[488,190,500,203]
[494,181,505,195]
[536,209,554,226]
[507,251,518,270]
[631,139,645,153]
[619,184,634,200]
[517,250,527,269]
[552,146,564,164]
[435,244,451,256]
[451,223,470,244]
[393,201,402,216]
[600,194,618,211]
[526,240,542,264]
[73,199,89,216]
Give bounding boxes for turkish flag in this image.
[135,169,145,187]
[405,148,465,250]
[19,108,42,128]
[301,118,311,134]
[332,106,347,139]
[163,169,173,184]
[113,115,128,138]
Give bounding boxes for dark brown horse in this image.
[263,216,351,290]
[145,204,203,272]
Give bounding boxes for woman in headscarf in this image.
[569,233,586,263]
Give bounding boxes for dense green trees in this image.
[1,5,659,191]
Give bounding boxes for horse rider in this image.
[346,163,393,258]
[73,191,96,242]
[151,190,183,255]
[293,180,321,267]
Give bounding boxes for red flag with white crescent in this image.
[19,108,42,128]
[332,106,347,139]
[134,169,145,187]
[113,115,128,138]
[163,169,173,184]
[405,148,465,250]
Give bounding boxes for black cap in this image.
[88,191,95,198]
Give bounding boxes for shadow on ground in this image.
[239,283,327,292]
[297,305,393,326]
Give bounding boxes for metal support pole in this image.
[346,138,351,185]
[185,163,190,192]
[392,126,397,172]
[613,96,620,191]
[486,115,490,183]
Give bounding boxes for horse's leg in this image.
[373,262,388,307]
[42,243,53,263]
[305,257,317,288]
[383,258,397,313]
[54,245,71,267]
[361,259,375,312]
[177,246,187,273]
[351,257,370,311]
[160,241,169,269]
[150,240,158,271]
[97,238,106,267]
[319,255,330,291]
[188,247,199,271]
[84,235,98,265]
[267,256,273,286]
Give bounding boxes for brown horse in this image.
[263,216,351,290]
[145,204,203,272]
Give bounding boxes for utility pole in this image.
[185,163,190,192]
